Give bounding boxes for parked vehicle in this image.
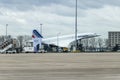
[23,40,47,53]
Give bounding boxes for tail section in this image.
[32,29,43,53]
[32,30,43,39]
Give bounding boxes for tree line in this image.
[81,38,109,52]
[0,35,118,52]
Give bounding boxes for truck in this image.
[23,40,47,53]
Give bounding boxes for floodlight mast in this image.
[75,0,78,50]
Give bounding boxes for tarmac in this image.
[0,53,120,80]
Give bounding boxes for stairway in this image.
[0,39,13,53]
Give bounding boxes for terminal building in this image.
[108,31,120,50]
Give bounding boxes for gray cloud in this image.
[1,0,120,11]
[0,0,66,11]
[0,0,120,12]
[0,0,120,38]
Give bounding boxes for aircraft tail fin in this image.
[32,29,43,39]
[32,29,43,53]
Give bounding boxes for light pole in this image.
[6,24,8,40]
[57,32,60,52]
[40,24,43,35]
[75,0,78,51]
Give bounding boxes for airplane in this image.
[23,29,100,53]
[43,33,100,47]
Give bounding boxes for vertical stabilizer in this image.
[32,30,43,52]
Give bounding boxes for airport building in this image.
[108,31,120,49]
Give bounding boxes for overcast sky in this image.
[0,0,120,38]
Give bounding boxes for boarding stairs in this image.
[0,39,13,53]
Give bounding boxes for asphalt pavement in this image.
[0,53,120,80]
